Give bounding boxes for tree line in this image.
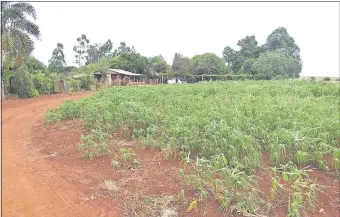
[2,2,303,99]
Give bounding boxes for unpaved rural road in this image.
[2,93,95,217]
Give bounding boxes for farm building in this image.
[94,69,164,86]
[94,69,145,86]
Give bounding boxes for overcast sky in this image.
[31,2,339,77]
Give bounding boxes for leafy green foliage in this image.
[77,129,112,159]
[69,79,81,92]
[111,148,139,168]
[10,64,37,98]
[222,27,301,77]
[171,53,192,82]
[191,53,226,75]
[1,2,40,57]
[149,55,170,76]
[109,52,151,75]
[73,34,90,67]
[252,50,302,79]
[48,43,66,73]
[113,41,135,57]
[44,108,62,124]
[47,80,339,171]
[237,35,260,59]
[265,27,301,61]
[46,80,338,215]
[31,73,56,94]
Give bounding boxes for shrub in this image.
[323,77,331,81]
[310,77,316,81]
[70,79,81,92]
[10,64,37,98]
[80,76,93,90]
[31,73,56,94]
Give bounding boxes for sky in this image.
[31,2,340,77]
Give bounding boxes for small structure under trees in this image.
[94,69,145,86]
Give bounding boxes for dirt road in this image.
[2,93,96,217]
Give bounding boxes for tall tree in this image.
[264,27,301,61]
[222,46,235,66]
[149,55,170,75]
[1,2,40,58]
[73,34,90,67]
[223,35,264,73]
[113,42,135,56]
[99,39,113,57]
[87,39,113,64]
[237,35,258,58]
[86,44,101,65]
[191,53,226,75]
[171,53,192,83]
[48,43,66,73]
[109,52,150,75]
[222,47,245,73]
[252,50,302,79]
[1,2,40,99]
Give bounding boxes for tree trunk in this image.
[1,55,6,100]
[176,77,178,83]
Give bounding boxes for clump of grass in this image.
[44,108,62,124]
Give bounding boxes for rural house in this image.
[94,69,145,86]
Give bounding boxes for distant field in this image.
[45,80,340,216]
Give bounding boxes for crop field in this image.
[44,80,340,216]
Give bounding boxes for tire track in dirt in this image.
[1,93,103,217]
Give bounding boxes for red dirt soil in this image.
[2,92,340,217]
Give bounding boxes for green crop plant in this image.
[178,189,185,201]
[44,108,62,124]
[111,159,120,168]
[77,129,112,159]
[295,151,309,166]
[111,148,139,168]
[45,80,339,216]
[333,148,340,170]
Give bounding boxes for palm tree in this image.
[1,2,40,99]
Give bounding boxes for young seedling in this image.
[178,189,185,201]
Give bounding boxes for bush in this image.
[323,77,331,81]
[31,73,56,94]
[70,79,81,92]
[10,64,37,98]
[80,77,93,90]
[253,74,271,80]
[310,77,316,81]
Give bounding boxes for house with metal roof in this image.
[94,69,145,86]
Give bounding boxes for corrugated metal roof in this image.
[108,69,144,76]
[71,74,92,78]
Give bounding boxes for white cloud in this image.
[31,2,339,77]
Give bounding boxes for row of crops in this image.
[45,80,339,216]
